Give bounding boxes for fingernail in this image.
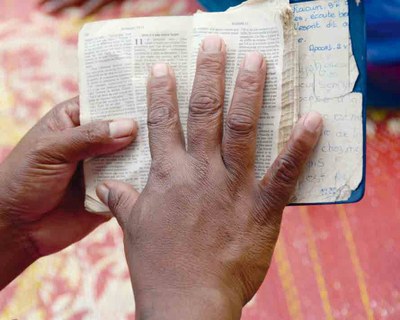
[243,52,264,72]
[152,63,169,77]
[109,119,137,138]
[303,111,323,132]
[202,35,222,52]
[97,184,109,205]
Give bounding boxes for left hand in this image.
[38,0,123,16]
[0,97,137,288]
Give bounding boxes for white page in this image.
[79,16,193,212]
[79,0,295,213]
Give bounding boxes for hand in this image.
[38,0,122,16]
[0,97,137,289]
[96,36,323,319]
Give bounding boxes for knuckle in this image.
[42,105,68,132]
[190,90,223,118]
[108,190,132,213]
[226,107,256,135]
[149,159,172,182]
[50,97,80,128]
[148,76,175,94]
[197,53,225,76]
[83,125,106,144]
[236,71,265,93]
[290,133,313,156]
[274,154,300,185]
[147,77,178,128]
[147,101,178,127]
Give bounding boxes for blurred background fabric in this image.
[365,0,400,107]
[0,0,400,319]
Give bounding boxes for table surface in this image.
[0,1,399,319]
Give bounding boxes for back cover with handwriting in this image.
[290,0,366,205]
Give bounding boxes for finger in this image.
[187,35,226,157]
[96,181,140,228]
[222,52,266,178]
[81,0,115,17]
[40,0,83,13]
[31,209,109,256]
[22,97,137,163]
[38,96,81,132]
[260,112,323,212]
[147,63,185,161]
[44,118,138,162]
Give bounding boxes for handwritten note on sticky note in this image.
[292,0,363,203]
[293,0,354,100]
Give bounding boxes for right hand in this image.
[97,36,323,319]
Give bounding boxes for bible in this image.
[79,0,365,213]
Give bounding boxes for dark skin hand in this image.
[38,0,123,16]
[0,97,137,289]
[96,36,323,319]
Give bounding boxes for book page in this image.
[291,0,363,203]
[80,0,363,211]
[79,16,192,212]
[80,0,294,212]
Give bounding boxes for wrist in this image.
[134,287,242,320]
[0,199,38,290]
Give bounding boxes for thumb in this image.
[50,119,137,162]
[96,181,140,227]
[260,111,323,212]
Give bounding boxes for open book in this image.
[79,0,364,213]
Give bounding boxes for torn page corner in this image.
[349,54,359,92]
[334,161,364,202]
